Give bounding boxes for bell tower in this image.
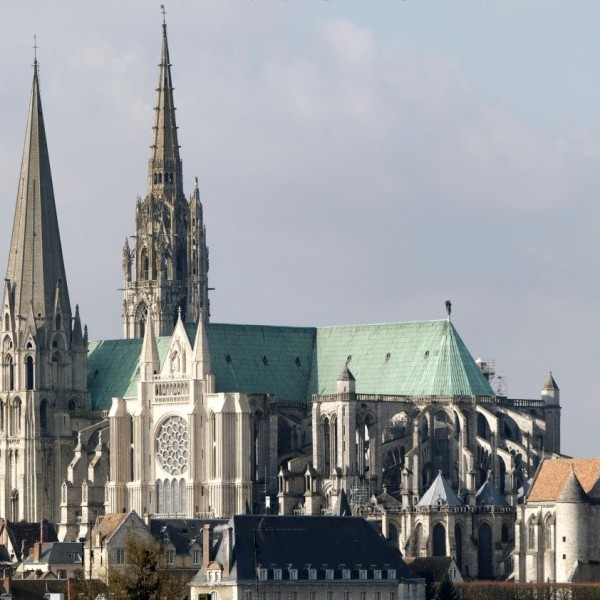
[123,16,209,339]
[0,56,90,523]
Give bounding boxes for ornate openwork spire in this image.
[148,14,182,195]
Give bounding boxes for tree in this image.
[108,536,189,600]
[436,573,460,600]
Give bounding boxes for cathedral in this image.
[0,18,562,579]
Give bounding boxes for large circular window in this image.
[156,416,189,475]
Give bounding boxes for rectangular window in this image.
[563,536,566,542]
[342,569,351,580]
[290,593,297,600]
[258,568,268,581]
[308,568,317,580]
[375,593,381,600]
[343,593,350,600]
[389,594,395,600]
[359,569,367,580]
[116,549,125,565]
[289,568,298,580]
[274,569,282,580]
[327,593,333,600]
[374,570,382,580]
[192,550,201,565]
[360,593,366,600]
[273,593,281,600]
[387,569,396,580]
[260,593,266,600]
[245,592,252,600]
[310,593,316,600]
[166,549,175,564]
[326,569,334,580]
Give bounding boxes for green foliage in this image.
[108,536,188,600]
[436,574,460,600]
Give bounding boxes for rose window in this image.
[156,416,189,475]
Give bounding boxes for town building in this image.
[513,457,600,583]
[189,514,425,600]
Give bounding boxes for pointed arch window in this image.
[25,356,34,390]
[5,355,14,391]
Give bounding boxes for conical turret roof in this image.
[417,471,463,507]
[557,469,588,504]
[5,61,71,329]
[476,479,508,506]
[543,372,559,391]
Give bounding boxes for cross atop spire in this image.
[5,53,71,331]
[32,35,38,64]
[160,4,167,25]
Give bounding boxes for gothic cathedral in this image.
[2,18,563,580]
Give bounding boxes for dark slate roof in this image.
[557,470,588,503]
[22,542,82,567]
[476,480,508,506]
[417,472,463,507]
[5,521,58,561]
[149,518,226,554]
[198,515,419,584]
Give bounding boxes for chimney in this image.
[3,574,10,595]
[222,526,232,577]
[33,542,42,562]
[202,524,213,574]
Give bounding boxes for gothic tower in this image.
[0,59,90,523]
[122,18,210,339]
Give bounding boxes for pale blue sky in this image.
[1,1,599,457]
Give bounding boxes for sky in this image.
[1,1,599,458]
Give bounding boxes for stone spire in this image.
[147,19,182,196]
[5,59,71,329]
[123,16,210,339]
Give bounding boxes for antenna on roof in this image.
[445,300,452,321]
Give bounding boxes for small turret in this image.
[541,372,560,406]
[336,366,355,394]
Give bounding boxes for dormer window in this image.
[374,569,382,580]
[342,569,351,580]
[325,569,334,580]
[308,568,317,580]
[257,568,268,581]
[289,568,298,580]
[387,569,396,580]
[359,569,367,580]
[273,569,282,580]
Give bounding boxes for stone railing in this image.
[154,379,190,403]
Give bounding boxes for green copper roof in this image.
[310,320,493,397]
[87,319,492,411]
[203,323,316,402]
